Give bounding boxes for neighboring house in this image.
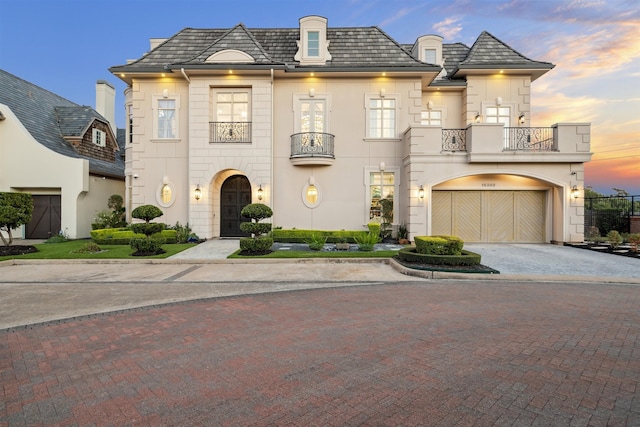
[0,69,125,239]
[110,16,591,243]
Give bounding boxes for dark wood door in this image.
[26,195,61,239]
[220,175,251,237]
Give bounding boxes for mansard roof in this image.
[110,25,438,74]
[0,69,124,178]
[111,23,553,83]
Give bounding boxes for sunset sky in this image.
[1,0,638,195]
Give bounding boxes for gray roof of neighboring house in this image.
[0,69,124,178]
[111,25,552,81]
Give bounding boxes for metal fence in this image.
[584,195,640,236]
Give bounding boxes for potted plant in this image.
[336,237,350,251]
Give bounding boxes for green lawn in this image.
[0,240,197,261]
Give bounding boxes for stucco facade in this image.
[0,71,125,239]
[112,17,591,243]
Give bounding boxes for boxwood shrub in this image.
[414,235,464,255]
[91,228,177,245]
[398,247,481,266]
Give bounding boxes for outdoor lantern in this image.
[571,185,579,199]
[257,184,264,201]
[474,113,481,123]
[194,184,202,201]
[519,113,525,124]
[418,185,425,200]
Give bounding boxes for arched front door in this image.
[220,175,251,237]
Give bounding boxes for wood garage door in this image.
[432,191,545,243]
[25,195,61,239]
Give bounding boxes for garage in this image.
[431,190,546,243]
[25,195,61,239]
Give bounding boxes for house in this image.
[0,69,125,239]
[110,16,591,243]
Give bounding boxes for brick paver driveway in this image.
[2,281,639,426]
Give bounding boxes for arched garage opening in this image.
[430,174,557,243]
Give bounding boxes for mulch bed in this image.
[564,243,640,259]
[0,245,38,257]
[394,257,500,274]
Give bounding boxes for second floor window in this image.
[369,98,396,138]
[216,91,249,122]
[158,99,176,139]
[421,110,442,126]
[307,31,320,56]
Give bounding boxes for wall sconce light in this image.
[518,113,525,124]
[380,88,386,98]
[418,185,425,200]
[257,184,264,201]
[571,185,579,199]
[194,184,202,201]
[474,113,481,123]
[162,89,169,98]
[426,101,434,110]
[495,97,502,106]
[309,88,315,97]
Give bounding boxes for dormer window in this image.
[294,16,332,65]
[92,128,106,147]
[308,31,320,56]
[424,48,437,65]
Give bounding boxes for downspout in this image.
[181,68,191,83]
[270,68,275,225]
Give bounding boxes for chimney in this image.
[96,80,116,136]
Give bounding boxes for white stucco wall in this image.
[0,103,90,239]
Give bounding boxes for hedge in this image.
[90,228,177,245]
[271,229,368,243]
[414,235,464,255]
[398,247,481,266]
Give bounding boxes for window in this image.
[301,99,325,133]
[369,171,394,220]
[157,99,176,139]
[308,31,320,56]
[421,110,442,126]
[302,181,321,208]
[368,98,396,138]
[161,184,172,204]
[127,104,133,144]
[211,89,251,143]
[216,91,249,122]
[424,48,437,64]
[156,181,175,207]
[485,106,511,148]
[92,128,106,147]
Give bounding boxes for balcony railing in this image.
[504,127,555,151]
[442,129,467,152]
[210,122,252,143]
[290,132,335,158]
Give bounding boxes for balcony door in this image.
[485,106,511,148]
[301,99,325,134]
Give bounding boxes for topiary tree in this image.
[0,192,33,246]
[107,194,126,228]
[130,204,165,255]
[239,203,273,254]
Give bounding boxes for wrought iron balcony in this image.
[442,129,467,152]
[209,122,252,143]
[504,127,555,151]
[290,132,335,164]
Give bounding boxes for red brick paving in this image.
[1,281,639,426]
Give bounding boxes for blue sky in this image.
[1,0,638,194]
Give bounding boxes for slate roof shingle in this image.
[0,69,124,178]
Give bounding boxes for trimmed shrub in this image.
[130,237,165,255]
[239,203,273,254]
[607,230,623,249]
[90,228,177,245]
[131,223,165,236]
[71,242,102,254]
[131,205,163,223]
[239,237,273,253]
[367,222,381,236]
[415,235,464,255]
[398,247,481,266]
